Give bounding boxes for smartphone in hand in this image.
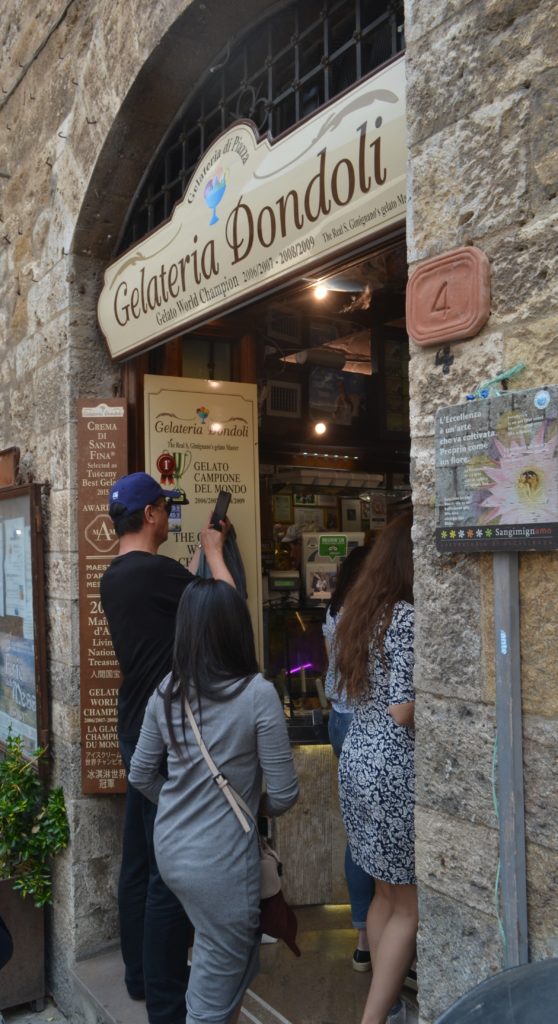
[210,490,232,530]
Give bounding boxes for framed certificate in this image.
[0,485,48,762]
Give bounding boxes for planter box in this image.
[0,879,45,1010]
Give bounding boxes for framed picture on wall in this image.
[0,485,48,762]
[293,492,317,507]
[306,564,338,602]
[324,508,339,531]
[294,507,324,530]
[315,493,337,507]
[272,493,293,522]
[341,498,361,532]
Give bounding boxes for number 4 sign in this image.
[406,246,491,347]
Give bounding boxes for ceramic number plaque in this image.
[406,246,490,347]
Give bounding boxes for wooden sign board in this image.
[435,386,558,552]
[0,447,20,487]
[78,400,127,794]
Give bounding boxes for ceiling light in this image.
[314,422,327,436]
[314,283,328,300]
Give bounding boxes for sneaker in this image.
[387,1000,406,1023]
[404,967,418,991]
[352,947,372,972]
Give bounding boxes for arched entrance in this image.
[69,3,413,1022]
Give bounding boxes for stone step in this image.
[71,947,292,1024]
[71,915,419,1024]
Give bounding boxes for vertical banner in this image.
[144,376,263,659]
[78,399,128,794]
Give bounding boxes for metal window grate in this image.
[118,0,404,253]
[266,380,302,418]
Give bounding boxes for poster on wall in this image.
[0,486,47,759]
[77,399,128,794]
[435,386,558,552]
[144,375,263,658]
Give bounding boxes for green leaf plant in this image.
[0,732,70,907]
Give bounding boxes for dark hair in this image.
[329,545,369,617]
[336,511,413,702]
[110,505,145,537]
[163,578,259,754]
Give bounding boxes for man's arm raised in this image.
[187,516,236,589]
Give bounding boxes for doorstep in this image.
[72,907,418,1024]
[72,947,148,1024]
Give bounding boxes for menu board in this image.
[435,386,558,552]
[78,400,128,794]
[0,486,47,758]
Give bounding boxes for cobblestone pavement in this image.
[2,1000,67,1024]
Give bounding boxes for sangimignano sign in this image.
[98,56,405,359]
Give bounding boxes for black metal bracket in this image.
[435,345,454,374]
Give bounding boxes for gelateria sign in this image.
[98,57,405,359]
[144,375,263,658]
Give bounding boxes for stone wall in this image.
[1,0,557,1019]
[0,0,275,1015]
[405,0,558,1019]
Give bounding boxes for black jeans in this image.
[119,738,193,1024]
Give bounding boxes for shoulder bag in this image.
[183,696,300,955]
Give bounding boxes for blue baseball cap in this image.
[108,472,182,517]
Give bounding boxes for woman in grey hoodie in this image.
[129,578,299,1024]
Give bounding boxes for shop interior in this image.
[76,237,416,1024]
[125,236,411,739]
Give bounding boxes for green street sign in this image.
[319,535,348,560]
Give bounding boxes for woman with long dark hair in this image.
[336,512,416,1024]
[129,578,299,1024]
[323,545,375,971]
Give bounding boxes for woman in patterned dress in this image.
[336,512,416,1024]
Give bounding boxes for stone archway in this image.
[49,0,280,1010]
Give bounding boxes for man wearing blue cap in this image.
[101,472,234,1024]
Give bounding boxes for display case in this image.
[263,603,329,742]
[0,485,48,760]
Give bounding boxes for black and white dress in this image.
[338,601,416,885]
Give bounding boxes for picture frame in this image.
[0,485,48,763]
[294,507,324,530]
[272,493,293,522]
[341,498,361,532]
[305,564,338,602]
[323,508,339,531]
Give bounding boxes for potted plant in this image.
[0,732,69,1010]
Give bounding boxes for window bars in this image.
[119,0,404,252]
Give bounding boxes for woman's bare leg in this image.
[360,881,418,1024]
[366,880,393,966]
